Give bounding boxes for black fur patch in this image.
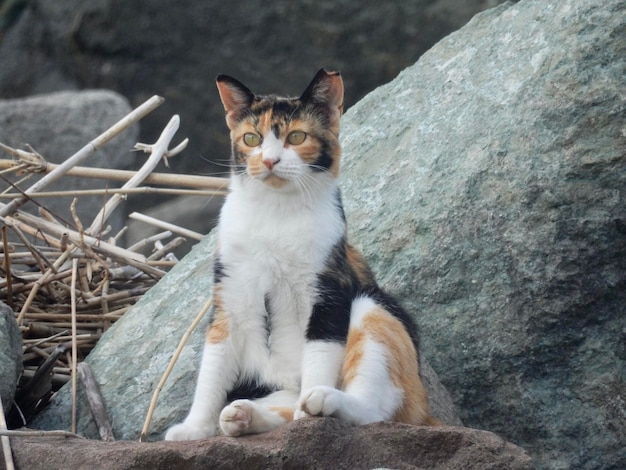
[226,380,277,402]
[311,141,333,172]
[213,257,226,283]
[306,237,421,359]
[307,239,358,342]
[334,189,346,222]
[264,293,273,348]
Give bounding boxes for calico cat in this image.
[165,69,439,440]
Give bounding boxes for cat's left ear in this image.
[300,69,344,130]
[216,75,255,129]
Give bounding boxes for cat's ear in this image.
[300,68,344,130]
[216,75,255,128]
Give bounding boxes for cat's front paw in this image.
[219,400,253,436]
[164,421,217,441]
[296,385,341,419]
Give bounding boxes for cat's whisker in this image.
[196,154,233,169]
[293,175,315,208]
[308,164,332,175]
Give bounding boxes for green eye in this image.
[287,131,307,145]
[243,133,261,147]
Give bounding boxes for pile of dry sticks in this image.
[0,96,228,457]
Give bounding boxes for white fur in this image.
[342,297,405,422]
[165,342,237,440]
[296,297,404,425]
[219,390,299,436]
[166,143,346,440]
[300,340,345,392]
[216,167,345,393]
[260,131,287,169]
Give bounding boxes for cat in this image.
[165,68,439,440]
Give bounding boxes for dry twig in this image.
[0,159,229,191]
[0,95,165,218]
[0,97,224,434]
[129,212,204,241]
[77,363,114,441]
[139,296,213,442]
[0,395,15,470]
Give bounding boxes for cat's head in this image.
[216,69,344,191]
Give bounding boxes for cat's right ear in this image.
[300,69,344,132]
[216,75,255,128]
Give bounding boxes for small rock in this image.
[0,301,22,414]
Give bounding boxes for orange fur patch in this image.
[342,308,435,426]
[268,407,295,422]
[341,329,366,387]
[346,245,375,286]
[287,118,341,178]
[206,287,229,344]
[259,107,273,132]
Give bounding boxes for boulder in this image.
[0,90,138,234]
[0,301,22,414]
[13,419,532,470]
[338,0,625,469]
[31,231,462,439]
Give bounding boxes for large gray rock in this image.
[0,301,22,414]
[338,0,625,469]
[0,90,138,234]
[0,0,511,186]
[14,419,532,470]
[31,231,462,438]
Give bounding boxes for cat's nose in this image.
[263,158,280,170]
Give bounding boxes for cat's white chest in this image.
[216,180,344,390]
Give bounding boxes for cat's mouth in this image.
[261,173,290,189]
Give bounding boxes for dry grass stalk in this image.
[139,296,213,442]
[0,395,15,470]
[0,186,227,199]
[0,98,225,435]
[70,258,78,434]
[0,95,165,218]
[0,159,229,192]
[88,114,187,236]
[78,363,114,441]
[2,226,12,307]
[129,212,204,241]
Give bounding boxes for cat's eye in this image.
[287,131,307,145]
[243,133,261,147]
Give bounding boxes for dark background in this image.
[0,0,510,187]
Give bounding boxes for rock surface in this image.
[0,301,21,414]
[0,90,138,234]
[12,419,532,470]
[338,0,626,469]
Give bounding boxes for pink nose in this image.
[263,158,279,170]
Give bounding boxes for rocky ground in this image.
[12,419,532,470]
